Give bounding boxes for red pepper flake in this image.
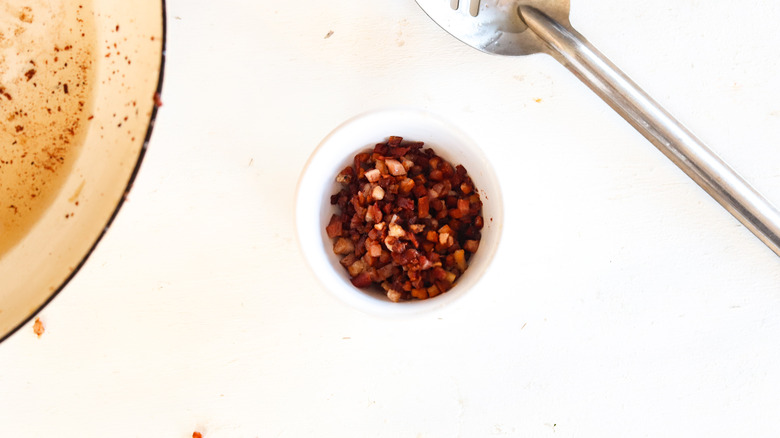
[33,318,44,337]
[153,92,163,107]
[192,433,202,438]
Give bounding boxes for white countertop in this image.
[2,1,780,436]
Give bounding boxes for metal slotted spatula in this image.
[416,0,780,257]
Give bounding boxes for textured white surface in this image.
[2,0,780,437]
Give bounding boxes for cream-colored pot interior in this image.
[0,0,164,340]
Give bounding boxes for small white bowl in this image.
[296,108,503,316]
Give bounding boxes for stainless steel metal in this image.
[415,0,780,257]
[416,0,568,55]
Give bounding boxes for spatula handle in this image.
[519,5,780,257]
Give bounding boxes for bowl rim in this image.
[0,2,168,344]
[295,106,504,317]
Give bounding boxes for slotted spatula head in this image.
[415,0,570,56]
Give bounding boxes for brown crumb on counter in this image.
[33,317,45,337]
[324,30,334,39]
